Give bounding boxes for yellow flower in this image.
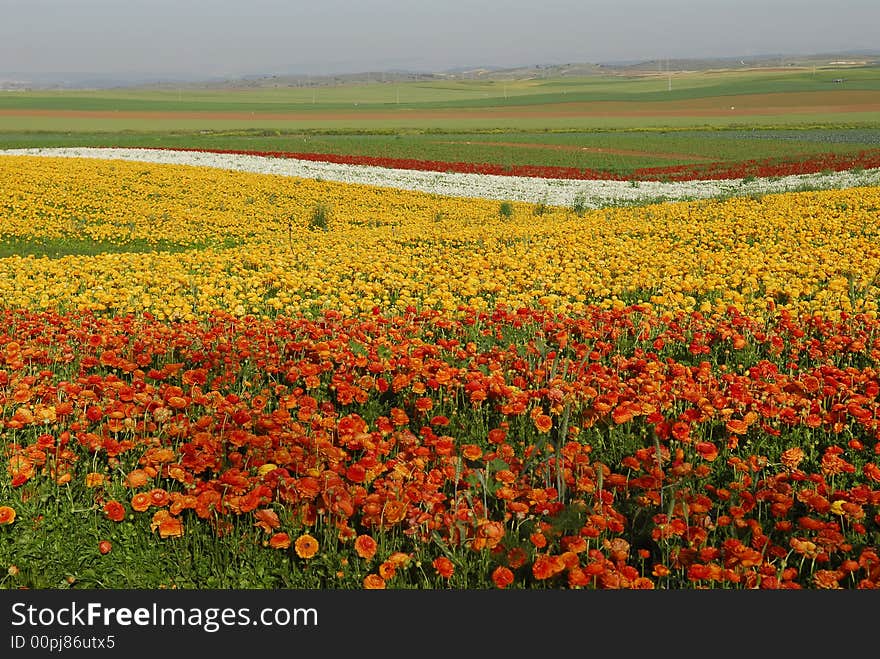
[830,500,847,516]
[294,534,319,559]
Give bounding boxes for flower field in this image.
[0,148,879,589]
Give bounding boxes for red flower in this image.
[695,441,719,462]
[103,500,125,522]
[532,554,566,580]
[492,566,514,589]
[268,532,291,550]
[354,535,377,561]
[432,557,455,579]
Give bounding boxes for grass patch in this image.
[0,236,239,259]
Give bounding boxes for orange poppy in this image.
[813,570,842,589]
[378,561,396,581]
[0,506,16,525]
[492,566,514,589]
[158,516,184,539]
[532,554,566,580]
[363,574,385,589]
[695,441,718,462]
[725,419,749,435]
[533,414,553,434]
[131,493,151,513]
[781,447,805,471]
[354,534,377,561]
[268,532,291,550]
[149,488,170,508]
[568,566,590,588]
[150,510,183,538]
[125,469,149,488]
[85,472,105,488]
[529,532,547,549]
[472,520,505,551]
[295,534,319,559]
[253,509,281,533]
[461,444,483,461]
[432,557,455,579]
[382,499,407,525]
[102,500,125,522]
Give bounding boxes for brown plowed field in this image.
[1,91,878,121]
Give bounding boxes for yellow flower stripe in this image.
[1,155,878,320]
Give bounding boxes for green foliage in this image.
[308,201,332,231]
[570,192,588,216]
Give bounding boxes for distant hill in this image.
[3,50,878,91]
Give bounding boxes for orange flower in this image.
[388,552,411,567]
[533,414,553,434]
[102,500,126,522]
[158,517,184,539]
[295,533,319,559]
[98,540,112,555]
[461,444,483,461]
[472,519,505,550]
[814,570,842,589]
[85,472,105,488]
[0,506,16,525]
[781,447,805,471]
[532,554,566,580]
[149,488,170,508]
[488,427,507,444]
[695,441,719,462]
[568,566,590,588]
[725,419,749,435]
[131,493,151,513]
[382,499,407,525]
[268,532,291,550]
[363,574,386,589]
[530,532,547,549]
[378,560,396,580]
[432,557,455,579]
[562,535,588,554]
[492,566,514,589]
[125,469,149,488]
[354,534,377,561]
[150,510,184,538]
[253,508,281,533]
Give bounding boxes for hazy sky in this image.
[2,0,878,79]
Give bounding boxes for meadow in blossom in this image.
[0,150,878,589]
[1,153,879,321]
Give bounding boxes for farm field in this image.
[1,65,880,590]
[3,66,880,178]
